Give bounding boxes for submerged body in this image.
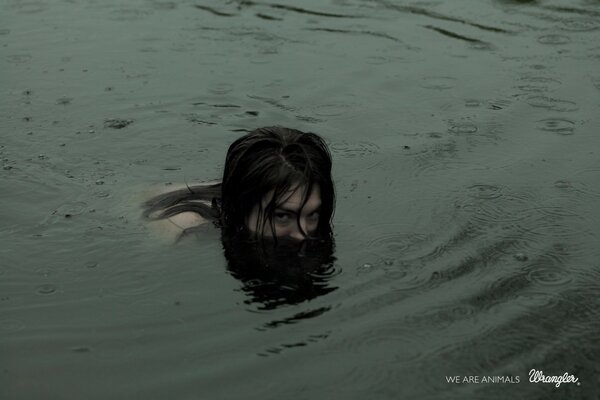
[146,182,322,243]
[142,126,335,244]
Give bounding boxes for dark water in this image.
[2,0,600,398]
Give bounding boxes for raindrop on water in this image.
[36,284,57,295]
[448,121,478,134]
[537,118,575,135]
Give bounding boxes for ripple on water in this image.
[466,184,503,200]
[0,319,25,333]
[312,102,359,118]
[515,291,561,311]
[413,158,489,178]
[36,283,58,295]
[51,201,89,218]
[485,98,512,110]
[420,77,457,90]
[404,303,477,331]
[537,34,571,45]
[102,270,162,297]
[570,168,600,197]
[6,54,32,64]
[94,190,111,198]
[526,95,579,112]
[208,83,234,95]
[530,196,583,218]
[337,326,426,365]
[367,232,430,260]
[365,55,398,65]
[467,270,533,313]
[560,18,599,32]
[108,8,152,21]
[330,141,380,158]
[126,298,172,317]
[455,187,535,224]
[423,131,445,139]
[536,118,575,135]
[447,121,478,134]
[526,265,573,287]
[464,99,482,108]
[149,1,177,11]
[516,76,562,93]
[463,332,540,373]
[511,223,587,271]
[470,41,496,51]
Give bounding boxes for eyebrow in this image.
[275,204,321,214]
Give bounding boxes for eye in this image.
[274,212,292,224]
[307,211,320,222]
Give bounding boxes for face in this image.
[245,184,322,240]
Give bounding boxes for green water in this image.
[2,0,600,399]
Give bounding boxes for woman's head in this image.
[220,126,334,239]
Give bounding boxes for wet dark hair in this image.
[142,126,335,239]
[222,234,338,310]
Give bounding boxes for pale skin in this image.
[146,183,321,243]
[141,182,211,243]
[246,184,321,240]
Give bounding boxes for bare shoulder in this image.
[139,181,218,244]
[148,212,209,244]
[168,212,207,230]
[137,181,219,203]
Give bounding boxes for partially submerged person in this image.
[142,126,338,307]
[143,126,335,242]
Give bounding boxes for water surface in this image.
[2,0,600,398]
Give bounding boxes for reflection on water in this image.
[2,0,600,398]
[222,234,338,310]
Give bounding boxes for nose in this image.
[288,220,308,241]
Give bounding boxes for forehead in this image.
[264,184,321,211]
